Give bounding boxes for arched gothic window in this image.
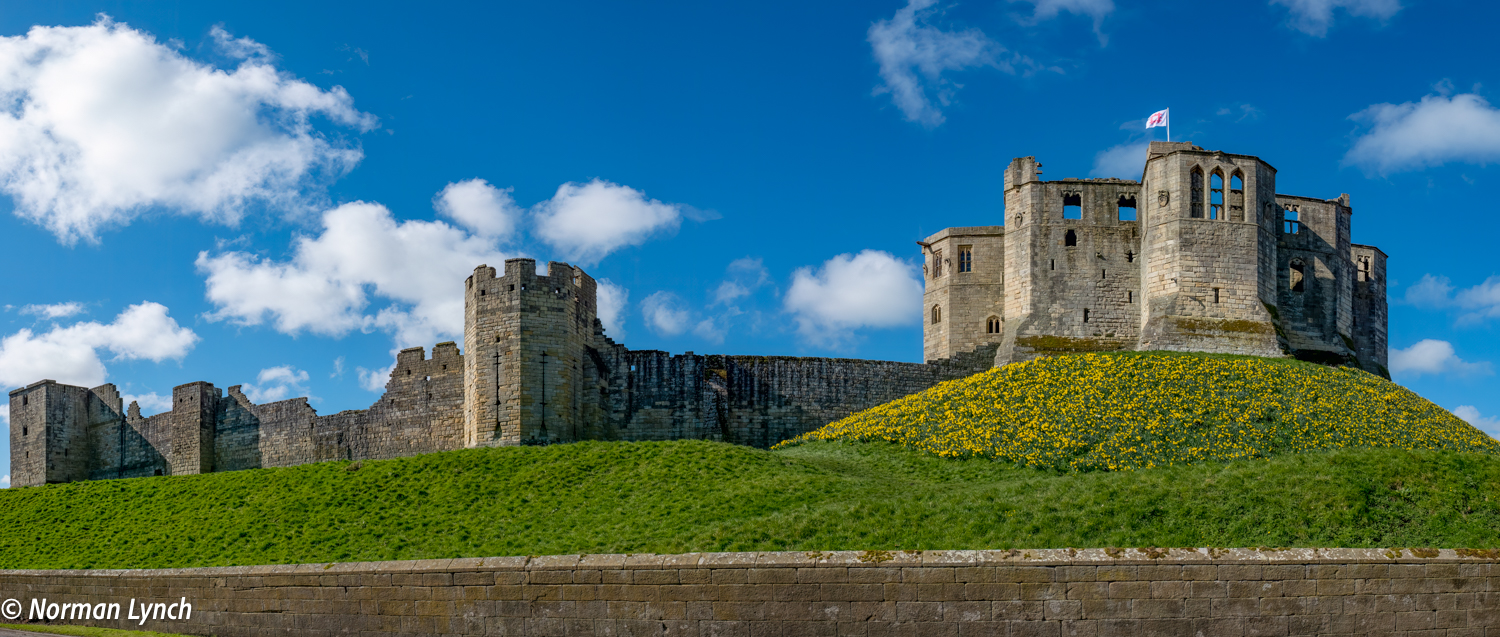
[986,316,1001,334]
[1064,229,1077,247]
[932,305,942,324]
[1190,168,1205,218]
[1290,259,1306,293]
[1229,172,1245,222]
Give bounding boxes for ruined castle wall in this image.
[585,339,998,449]
[1276,195,1352,356]
[1351,245,1390,376]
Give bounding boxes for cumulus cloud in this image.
[1388,339,1493,378]
[121,391,172,416]
[596,279,629,339]
[0,475,8,488]
[1090,141,1149,179]
[1453,406,1500,440]
[784,250,923,347]
[1012,0,1114,44]
[1344,93,1500,174]
[241,365,311,403]
[869,0,1003,127]
[1270,0,1401,36]
[19,302,85,319]
[0,18,376,243]
[197,200,510,349]
[532,179,682,266]
[434,179,521,239]
[1402,274,1500,324]
[714,257,771,306]
[0,302,198,389]
[641,291,693,337]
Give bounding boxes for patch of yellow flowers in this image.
[773,353,1499,472]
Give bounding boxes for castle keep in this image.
[923,141,1388,373]
[7,142,1388,487]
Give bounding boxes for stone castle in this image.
[7,142,1387,487]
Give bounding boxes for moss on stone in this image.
[1171,317,1275,335]
[1016,335,1127,352]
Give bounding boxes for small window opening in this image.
[630,364,637,372]
[1358,256,1371,282]
[154,469,163,476]
[509,284,515,291]
[1117,195,1137,221]
[480,289,486,296]
[406,369,411,375]
[931,305,942,324]
[442,365,447,370]
[1050,259,1055,271]
[986,316,1001,334]
[1210,171,1225,220]
[1213,288,1221,303]
[1284,206,1300,235]
[1083,308,1090,323]
[957,245,973,273]
[1064,229,1077,247]
[425,375,431,381]
[1190,168,1205,218]
[1101,269,1106,279]
[21,396,27,406]
[931,249,943,278]
[1125,250,1135,263]
[1127,291,1133,303]
[1062,193,1082,220]
[1290,260,1306,293]
[1230,174,1244,194]
[22,427,27,436]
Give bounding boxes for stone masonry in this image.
[922,142,1389,374]
[1,548,1496,636]
[7,258,996,487]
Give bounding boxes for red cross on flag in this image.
[1145,109,1169,128]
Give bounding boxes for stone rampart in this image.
[1,548,1496,636]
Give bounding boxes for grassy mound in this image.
[2,441,1500,569]
[775,352,1498,471]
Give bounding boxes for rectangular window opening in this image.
[1117,195,1137,221]
[1062,193,1082,220]
[1127,291,1133,303]
[1213,288,1221,303]
[1050,259,1055,271]
[957,246,973,273]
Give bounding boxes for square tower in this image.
[921,226,1005,361]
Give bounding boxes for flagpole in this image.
[1167,109,1171,142]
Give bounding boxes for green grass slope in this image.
[2,441,1499,570]
[776,352,1499,471]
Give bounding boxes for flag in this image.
[1145,109,1169,129]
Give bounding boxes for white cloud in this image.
[1402,274,1500,324]
[1090,141,1149,179]
[692,318,725,345]
[1389,339,1493,378]
[0,18,376,243]
[0,475,8,488]
[1344,93,1500,174]
[869,0,1002,127]
[641,291,693,336]
[241,365,311,403]
[19,302,85,319]
[1270,0,1400,36]
[121,391,172,416]
[434,179,520,239]
[596,279,629,339]
[0,302,198,389]
[784,250,923,347]
[197,199,510,349]
[357,363,394,393]
[1012,0,1114,44]
[714,257,771,306]
[532,179,682,266]
[1453,406,1500,440]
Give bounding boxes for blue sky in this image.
[1,0,1497,485]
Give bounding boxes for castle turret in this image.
[168,381,218,475]
[464,259,600,446]
[1136,142,1283,356]
[7,381,124,486]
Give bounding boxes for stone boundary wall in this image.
[1,548,1496,636]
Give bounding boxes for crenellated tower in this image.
[463,259,600,446]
